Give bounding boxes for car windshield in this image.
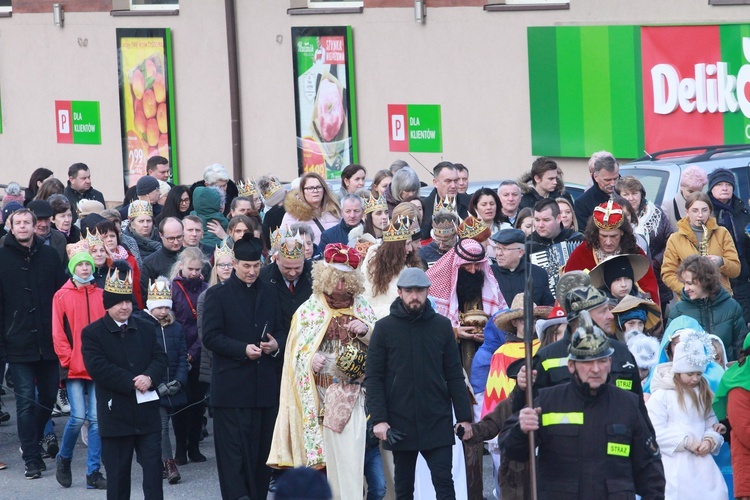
[620,168,670,207]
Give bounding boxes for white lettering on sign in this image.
[73,112,82,120]
[410,129,436,140]
[392,114,405,141]
[73,123,96,133]
[58,110,70,134]
[410,117,421,126]
[325,39,343,51]
[651,37,750,116]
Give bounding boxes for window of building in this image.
[131,0,179,10]
[0,0,11,14]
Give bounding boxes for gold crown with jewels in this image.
[457,215,489,240]
[259,176,283,200]
[214,240,234,260]
[84,228,105,248]
[383,215,417,242]
[105,267,133,295]
[237,178,259,198]
[128,200,153,220]
[363,192,387,215]
[279,228,305,260]
[147,278,172,302]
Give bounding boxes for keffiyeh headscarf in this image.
[426,238,506,327]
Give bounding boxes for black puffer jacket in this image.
[0,234,67,362]
[365,298,471,451]
[138,311,189,409]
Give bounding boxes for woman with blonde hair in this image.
[556,197,577,231]
[280,172,341,245]
[661,192,740,296]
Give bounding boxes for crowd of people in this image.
[0,152,748,500]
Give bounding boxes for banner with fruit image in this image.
[116,28,178,192]
[292,26,358,179]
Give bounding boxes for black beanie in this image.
[233,233,263,261]
[602,256,634,289]
[103,260,135,310]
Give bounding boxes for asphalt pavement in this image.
[0,390,497,499]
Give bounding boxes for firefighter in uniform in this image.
[501,310,665,499]
[511,271,654,436]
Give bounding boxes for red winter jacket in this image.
[52,280,106,379]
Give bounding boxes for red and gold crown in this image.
[593,200,625,230]
[323,243,362,272]
[128,200,153,220]
[363,192,387,215]
[432,213,459,237]
[237,178,259,198]
[457,216,490,242]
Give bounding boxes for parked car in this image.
[419,181,586,200]
[620,144,750,208]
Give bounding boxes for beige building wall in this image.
[1,0,749,202]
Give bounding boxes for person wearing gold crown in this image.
[362,216,423,320]
[267,243,379,499]
[419,162,471,240]
[52,240,107,489]
[139,277,189,485]
[565,199,661,305]
[122,199,162,261]
[85,228,110,288]
[81,260,168,499]
[457,215,492,260]
[259,175,288,244]
[347,191,390,256]
[202,233,284,499]
[420,209,458,264]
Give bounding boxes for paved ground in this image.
[0,389,497,499]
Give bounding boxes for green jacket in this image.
[668,287,747,361]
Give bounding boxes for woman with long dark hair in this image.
[469,187,504,235]
[25,167,54,205]
[154,185,191,226]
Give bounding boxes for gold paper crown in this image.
[269,227,284,251]
[147,278,172,302]
[363,193,387,215]
[104,268,133,295]
[128,200,153,220]
[66,240,90,260]
[237,178,259,198]
[433,195,457,217]
[279,236,305,260]
[457,216,489,240]
[214,240,234,260]
[259,176,283,200]
[85,228,104,248]
[432,215,459,237]
[383,216,417,242]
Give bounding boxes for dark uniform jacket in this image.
[574,182,611,230]
[502,377,665,499]
[201,272,284,408]
[491,259,555,307]
[511,328,655,437]
[0,234,67,362]
[365,297,471,451]
[81,313,168,437]
[258,260,313,339]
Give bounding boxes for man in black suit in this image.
[81,260,167,499]
[419,162,471,240]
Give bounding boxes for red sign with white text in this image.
[55,100,73,144]
[388,104,408,152]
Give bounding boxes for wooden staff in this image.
[523,242,539,499]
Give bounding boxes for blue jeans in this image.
[59,378,101,474]
[364,446,386,500]
[10,360,59,464]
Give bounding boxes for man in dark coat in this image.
[27,199,68,265]
[0,208,67,479]
[366,267,472,498]
[574,151,619,229]
[258,237,313,337]
[63,163,106,224]
[81,260,168,499]
[318,194,364,249]
[490,228,554,306]
[259,175,287,245]
[140,217,184,300]
[517,157,574,211]
[201,233,284,500]
[419,162,471,240]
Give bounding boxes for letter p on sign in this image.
[55,100,73,143]
[388,104,408,152]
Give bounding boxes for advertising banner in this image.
[292,26,358,180]
[55,100,101,145]
[116,28,178,192]
[388,104,442,153]
[528,24,750,158]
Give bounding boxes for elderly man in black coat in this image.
[366,267,472,499]
[202,233,284,500]
[490,228,554,307]
[0,208,67,479]
[81,260,168,500]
